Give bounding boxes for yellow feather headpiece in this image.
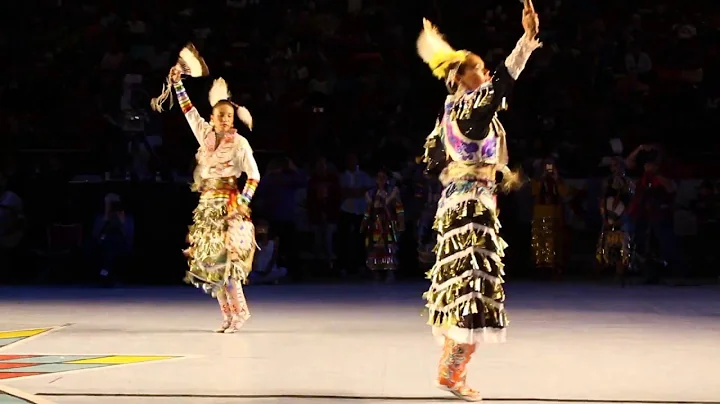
[417,19,469,80]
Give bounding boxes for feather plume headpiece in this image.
[208,77,231,108]
[208,78,253,130]
[151,43,209,112]
[417,19,468,82]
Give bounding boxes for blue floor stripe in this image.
[0,393,34,403]
[0,338,23,347]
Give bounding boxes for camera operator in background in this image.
[91,193,135,286]
[530,159,568,274]
[626,144,682,283]
[103,74,156,180]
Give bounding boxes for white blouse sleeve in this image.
[504,34,542,80]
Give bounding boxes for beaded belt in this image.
[199,177,238,192]
[440,162,495,187]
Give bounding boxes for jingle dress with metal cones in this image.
[173,80,260,297]
[596,175,634,269]
[530,176,568,271]
[421,34,541,346]
[361,186,405,271]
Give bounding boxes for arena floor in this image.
[1,282,719,404]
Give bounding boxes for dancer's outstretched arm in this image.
[169,66,212,145]
[504,0,542,80]
[460,0,541,140]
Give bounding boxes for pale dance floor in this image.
[1,282,719,404]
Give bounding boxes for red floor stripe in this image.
[0,355,36,361]
[0,372,45,379]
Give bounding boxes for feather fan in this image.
[151,43,209,112]
[177,43,209,77]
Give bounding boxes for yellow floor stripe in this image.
[0,328,52,339]
[66,355,176,364]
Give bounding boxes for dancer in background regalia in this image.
[530,159,568,273]
[597,157,634,281]
[361,169,405,282]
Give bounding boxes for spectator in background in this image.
[100,42,126,71]
[254,157,306,279]
[307,66,335,97]
[337,153,373,277]
[306,157,341,271]
[690,180,719,274]
[91,193,134,286]
[376,121,412,171]
[249,220,287,284]
[126,12,147,35]
[625,41,653,78]
[0,171,25,268]
[627,145,681,282]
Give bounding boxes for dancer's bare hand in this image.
[522,0,540,37]
[169,65,182,83]
[237,204,251,218]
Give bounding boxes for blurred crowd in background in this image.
[1,0,719,285]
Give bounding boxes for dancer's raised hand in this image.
[522,0,539,37]
[169,65,182,83]
[237,204,251,219]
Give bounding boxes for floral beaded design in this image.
[441,88,499,164]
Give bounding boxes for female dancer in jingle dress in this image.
[169,66,260,333]
[596,157,634,279]
[530,159,569,273]
[417,1,540,400]
[361,169,405,281]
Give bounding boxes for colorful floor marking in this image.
[0,330,53,350]
[0,327,181,381]
[0,355,178,380]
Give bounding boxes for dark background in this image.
[1,0,718,286]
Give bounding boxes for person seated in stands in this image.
[91,193,135,286]
[249,220,287,284]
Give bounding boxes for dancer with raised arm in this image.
[417,1,540,400]
[153,45,259,333]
